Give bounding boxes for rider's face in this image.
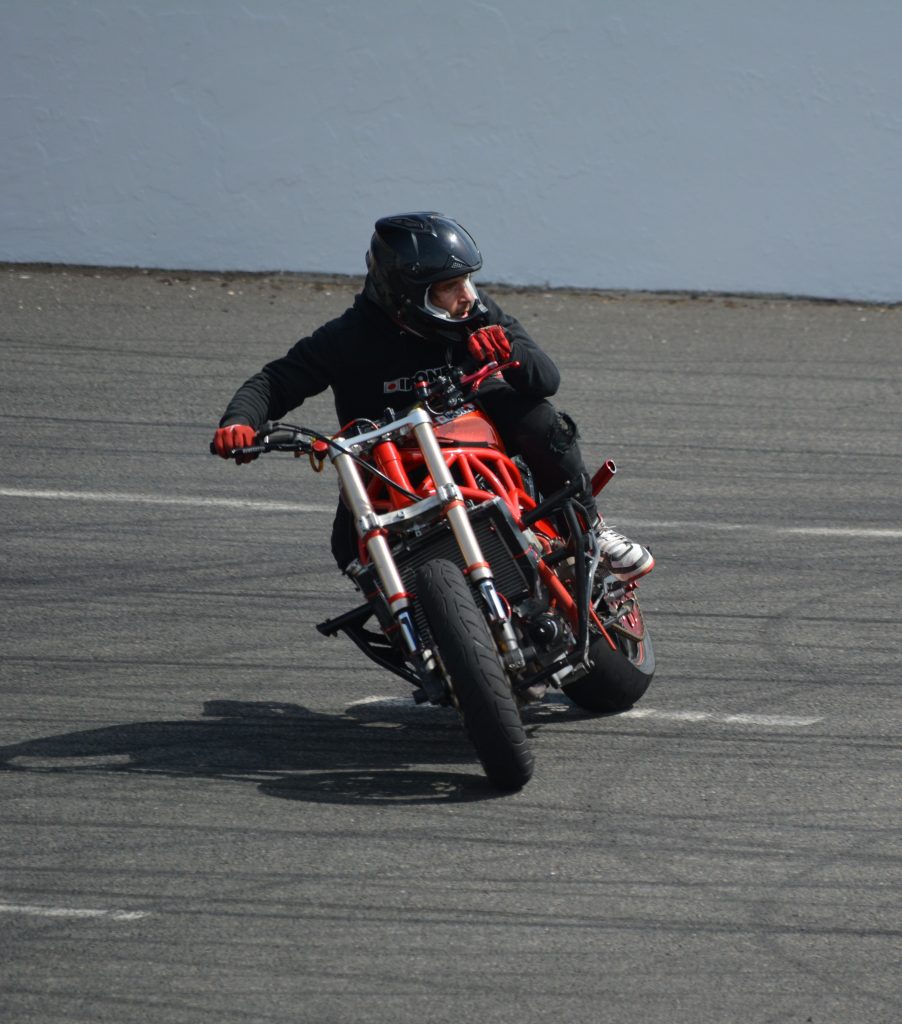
[429,275,477,319]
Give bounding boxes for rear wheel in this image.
[563,620,655,713]
[415,559,534,790]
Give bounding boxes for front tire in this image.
[415,559,534,790]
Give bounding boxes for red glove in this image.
[467,325,511,364]
[212,423,258,464]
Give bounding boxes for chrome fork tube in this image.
[412,419,491,583]
[333,446,410,621]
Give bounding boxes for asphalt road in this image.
[1,266,899,1024]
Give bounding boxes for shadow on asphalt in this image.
[0,697,580,804]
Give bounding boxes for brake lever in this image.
[460,359,521,391]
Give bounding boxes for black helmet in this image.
[364,212,489,344]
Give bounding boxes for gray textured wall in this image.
[3,1,901,301]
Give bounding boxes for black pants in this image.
[477,386,595,510]
[330,387,595,569]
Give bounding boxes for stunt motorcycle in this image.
[217,361,654,790]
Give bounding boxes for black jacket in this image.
[220,289,560,429]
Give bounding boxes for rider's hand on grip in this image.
[467,325,511,364]
[212,423,258,464]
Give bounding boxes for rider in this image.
[212,212,653,581]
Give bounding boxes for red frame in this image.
[359,406,616,648]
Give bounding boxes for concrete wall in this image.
[3,1,901,301]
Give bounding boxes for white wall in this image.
[3,0,901,301]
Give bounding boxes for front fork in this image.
[411,417,525,671]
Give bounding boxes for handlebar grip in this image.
[208,441,266,458]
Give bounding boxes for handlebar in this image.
[210,361,521,460]
[413,359,521,412]
[209,425,320,460]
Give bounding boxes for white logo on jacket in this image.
[383,365,447,394]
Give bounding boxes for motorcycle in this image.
[215,361,654,790]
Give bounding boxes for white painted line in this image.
[626,517,902,540]
[0,487,897,537]
[350,695,415,708]
[620,708,822,727]
[0,902,149,921]
[349,696,822,727]
[0,487,332,514]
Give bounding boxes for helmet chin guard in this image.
[364,212,489,344]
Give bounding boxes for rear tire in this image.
[415,559,534,790]
[563,625,655,713]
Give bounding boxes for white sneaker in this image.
[592,521,654,582]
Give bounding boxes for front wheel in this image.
[415,559,534,790]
